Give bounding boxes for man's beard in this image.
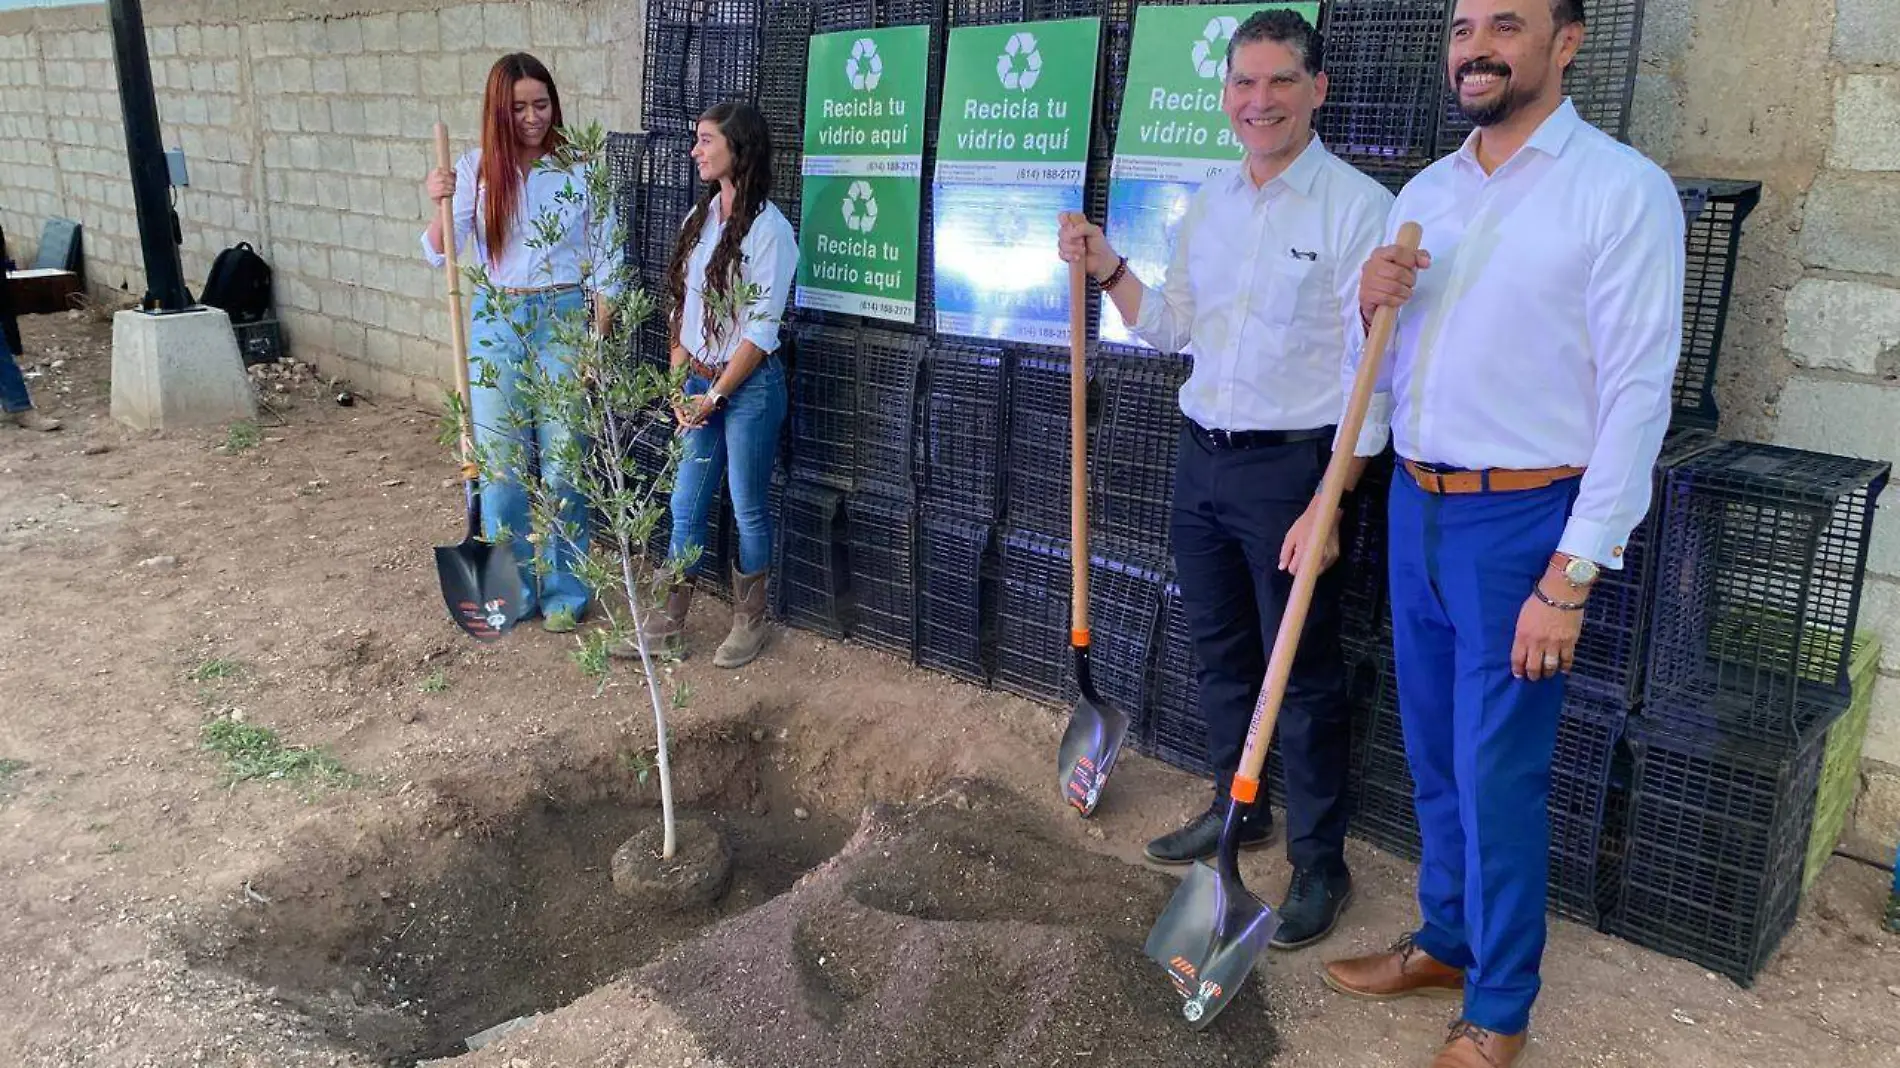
[1453,58,1522,127]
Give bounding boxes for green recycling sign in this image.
[796,26,932,323]
[931,18,1100,345]
[1109,2,1319,182]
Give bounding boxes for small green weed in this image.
[0,758,26,785]
[418,669,450,694]
[190,657,245,683]
[201,718,353,788]
[223,421,261,452]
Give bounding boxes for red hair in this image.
[477,53,567,266]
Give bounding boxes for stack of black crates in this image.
[610,0,1889,988]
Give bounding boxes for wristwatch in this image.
[706,388,728,411]
[1551,552,1599,589]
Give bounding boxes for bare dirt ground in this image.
[2,309,1897,1068]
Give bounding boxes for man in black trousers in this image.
[1058,9,1389,948]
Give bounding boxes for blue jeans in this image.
[0,326,31,413]
[1387,470,1581,1036]
[468,287,591,619]
[669,354,788,576]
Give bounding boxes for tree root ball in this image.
[611,816,732,912]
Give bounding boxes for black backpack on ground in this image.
[200,242,273,323]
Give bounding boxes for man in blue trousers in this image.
[1318,1,1683,1065]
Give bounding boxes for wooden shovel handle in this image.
[433,123,476,477]
[1228,221,1423,807]
[1068,247,1090,646]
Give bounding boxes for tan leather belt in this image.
[687,356,725,381]
[1402,459,1586,495]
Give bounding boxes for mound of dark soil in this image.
[642,779,1280,1067]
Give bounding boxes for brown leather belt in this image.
[686,356,725,381]
[499,282,581,296]
[1402,458,1586,495]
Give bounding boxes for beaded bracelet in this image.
[1097,256,1130,291]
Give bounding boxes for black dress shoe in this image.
[1270,865,1352,950]
[1143,801,1274,865]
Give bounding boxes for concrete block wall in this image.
[0,0,642,402]
[1633,0,1900,854]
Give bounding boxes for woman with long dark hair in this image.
[419,52,618,633]
[643,100,797,668]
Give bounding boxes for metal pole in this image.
[107,0,191,312]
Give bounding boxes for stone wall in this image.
[0,0,641,401]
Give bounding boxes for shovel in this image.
[1056,246,1127,818]
[431,122,526,642]
[1144,221,1422,1028]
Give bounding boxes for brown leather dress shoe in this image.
[1321,933,1464,1001]
[1431,1020,1529,1067]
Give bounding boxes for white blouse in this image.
[420,147,621,297]
[676,198,798,367]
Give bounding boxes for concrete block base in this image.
[110,307,257,431]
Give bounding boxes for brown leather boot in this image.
[1321,933,1464,1001]
[712,567,770,669]
[9,408,61,432]
[1431,1020,1529,1068]
[616,574,692,661]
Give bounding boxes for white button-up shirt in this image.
[420,148,621,297]
[1346,99,1686,570]
[676,199,798,367]
[1130,134,1394,432]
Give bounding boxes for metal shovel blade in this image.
[434,486,525,642]
[1058,691,1129,817]
[1143,859,1281,1030]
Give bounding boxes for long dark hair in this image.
[478,53,567,267]
[667,101,774,349]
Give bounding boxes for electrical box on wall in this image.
[165,147,189,187]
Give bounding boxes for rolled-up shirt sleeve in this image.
[740,215,799,355]
[1556,165,1686,570]
[420,150,477,268]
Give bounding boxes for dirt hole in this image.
[193,722,851,1064]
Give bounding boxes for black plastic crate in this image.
[920,342,1007,521]
[643,18,698,130]
[1085,541,1167,718]
[1569,427,1721,704]
[881,0,944,24]
[1318,0,1448,171]
[916,511,993,684]
[815,0,876,31]
[759,0,814,142]
[636,134,701,283]
[692,23,764,111]
[1548,694,1627,927]
[994,531,1076,706]
[1339,450,1394,643]
[844,492,917,657]
[787,319,861,489]
[1436,0,1645,154]
[1671,180,1762,431]
[1644,441,1890,745]
[855,328,925,496]
[1004,353,1083,541]
[774,479,848,636]
[1143,576,1208,776]
[1611,722,1826,984]
[1092,356,1187,552]
[769,144,803,232]
[1352,654,1422,862]
[946,0,1022,24]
